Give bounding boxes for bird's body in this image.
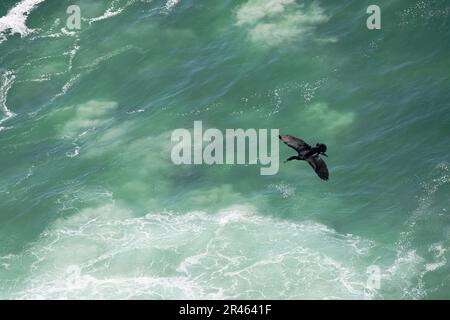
[279,135,329,181]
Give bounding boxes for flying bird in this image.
[279,135,329,181]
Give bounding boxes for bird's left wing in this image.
[306,156,329,181]
[279,135,311,154]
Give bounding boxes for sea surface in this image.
[0,0,449,299]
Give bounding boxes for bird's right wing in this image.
[279,135,311,154]
[307,156,329,181]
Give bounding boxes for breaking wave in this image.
[0,0,45,44]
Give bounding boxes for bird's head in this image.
[316,143,328,157]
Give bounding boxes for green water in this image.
[0,0,449,299]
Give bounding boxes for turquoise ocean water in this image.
[0,0,449,299]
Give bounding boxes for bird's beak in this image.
[323,153,329,157]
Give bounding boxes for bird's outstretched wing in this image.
[279,135,311,154]
[307,156,329,181]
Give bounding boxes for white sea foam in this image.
[0,71,16,126]
[0,201,386,299]
[126,109,145,114]
[65,42,81,72]
[89,0,147,25]
[0,0,45,44]
[390,162,450,299]
[399,0,450,27]
[50,73,82,103]
[164,0,180,12]
[66,146,81,158]
[89,7,125,25]
[62,100,118,137]
[301,103,355,132]
[0,126,12,132]
[236,0,329,45]
[38,45,134,109]
[425,243,447,272]
[240,79,329,117]
[268,182,296,198]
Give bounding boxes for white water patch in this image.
[163,0,180,13]
[398,1,450,27]
[126,109,145,115]
[50,73,82,103]
[301,103,355,132]
[78,44,135,71]
[0,126,12,132]
[268,182,296,198]
[238,78,329,119]
[66,146,81,158]
[35,26,78,40]
[62,100,118,137]
[392,162,450,299]
[0,0,45,44]
[89,5,125,24]
[38,44,134,111]
[26,43,136,119]
[88,0,154,24]
[14,34,81,84]
[1,203,382,299]
[13,165,35,187]
[27,16,77,41]
[425,243,447,272]
[0,71,16,126]
[235,0,329,46]
[400,162,450,248]
[299,78,329,103]
[65,41,81,72]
